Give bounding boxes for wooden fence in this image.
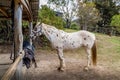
[87,27,120,36]
[1,51,24,80]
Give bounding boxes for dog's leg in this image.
[32,58,37,68]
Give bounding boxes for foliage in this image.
[47,0,78,28]
[70,22,80,30]
[77,2,101,30]
[0,20,13,43]
[110,14,120,32]
[39,5,64,29]
[22,21,29,28]
[95,0,120,27]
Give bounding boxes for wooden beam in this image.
[1,51,24,80]
[0,18,11,20]
[19,0,33,21]
[0,8,8,17]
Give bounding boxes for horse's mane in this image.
[42,23,56,29]
[42,23,65,33]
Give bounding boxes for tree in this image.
[110,14,120,32]
[95,0,120,27]
[77,2,101,30]
[47,0,78,28]
[39,5,64,29]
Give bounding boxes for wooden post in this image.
[14,1,23,80]
[29,22,33,45]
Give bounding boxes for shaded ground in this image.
[0,45,12,78]
[0,53,12,78]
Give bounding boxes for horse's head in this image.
[30,22,43,40]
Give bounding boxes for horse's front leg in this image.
[57,48,66,71]
[85,48,92,71]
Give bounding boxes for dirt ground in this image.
[0,46,120,80]
[25,49,120,80]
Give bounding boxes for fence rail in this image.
[1,51,24,80]
[87,27,120,36]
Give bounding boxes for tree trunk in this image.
[65,19,71,28]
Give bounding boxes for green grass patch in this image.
[110,36,120,44]
[63,28,79,32]
[109,36,120,53]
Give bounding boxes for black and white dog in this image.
[23,41,37,69]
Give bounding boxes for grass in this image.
[63,29,120,68]
[96,33,120,54]
[64,29,120,51]
[110,36,120,53]
[64,29,120,55]
[64,28,79,32]
[93,33,120,71]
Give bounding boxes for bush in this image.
[70,22,80,30]
[39,5,65,29]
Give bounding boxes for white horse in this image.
[30,22,97,71]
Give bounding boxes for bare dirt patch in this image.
[25,49,120,80]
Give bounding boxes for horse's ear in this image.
[33,22,41,29]
[38,22,43,28]
[39,22,42,26]
[36,22,42,26]
[39,21,42,24]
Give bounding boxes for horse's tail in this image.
[92,40,97,66]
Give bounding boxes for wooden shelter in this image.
[0,0,39,21]
[0,0,39,80]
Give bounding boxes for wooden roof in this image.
[0,0,39,21]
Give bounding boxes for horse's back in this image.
[79,30,95,40]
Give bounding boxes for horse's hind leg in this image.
[84,48,92,70]
[57,48,66,71]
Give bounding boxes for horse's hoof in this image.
[57,67,65,72]
[84,66,89,71]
